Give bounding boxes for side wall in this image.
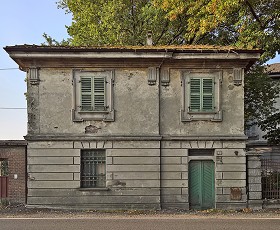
[0,141,26,204]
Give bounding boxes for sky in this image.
[0,1,279,140]
[0,0,71,139]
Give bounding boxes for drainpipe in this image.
[246,152,249,208]
[158,66,162,210]
[158,52,173,210]
[25,143,28,204]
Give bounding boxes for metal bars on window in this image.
[81,150,106,188]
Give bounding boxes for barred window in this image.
[81,150,106,188]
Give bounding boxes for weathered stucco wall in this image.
[36,68,159,136]
[28,60,244,137]
[24,58,250,210]
[27,140,160,209]
[160,67,244,136]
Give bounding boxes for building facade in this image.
[5,45,260,210]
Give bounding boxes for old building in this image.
[5,45,261,210]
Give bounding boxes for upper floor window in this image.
[72,69,115,121]
[181,70,223,121]
[80,76,106,112]
[189,77,214,112]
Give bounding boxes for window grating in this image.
[189,149,214,156]
[81,150,106,188]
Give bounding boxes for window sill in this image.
[78,111,109,114]
[181,109,222,122]
[188,111,215,114]
[72,109,115,122]
[79,187,110,191]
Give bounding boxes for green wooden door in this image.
[189,160,215,210]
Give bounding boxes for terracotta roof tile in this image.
[267,63,280,73]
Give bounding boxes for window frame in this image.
[72,69,115,121]
[181,69,223,121]
[80,149,106,189]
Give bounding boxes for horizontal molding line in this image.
[24,135,248,141]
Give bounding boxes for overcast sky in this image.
[0,0,279,140]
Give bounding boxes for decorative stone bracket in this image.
[28,68,39,85]
[161,68,170,86]
[233,68,244,86]
[147,67,159,85]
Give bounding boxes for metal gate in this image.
[189,160,215,210]
[261,157,280,199]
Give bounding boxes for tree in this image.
[244,64,279,129]
[153,0,280,60]
[153,0,280,144]
[47,0,280,144]
[56,0,191,46]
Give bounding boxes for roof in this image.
[0,140,27,146]
[4,44,262,71]
[267,63,280,73]
[4,44,262,54]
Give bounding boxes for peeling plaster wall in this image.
[35,68,159,136]
[25,59,249,210]
[160,68,244,136]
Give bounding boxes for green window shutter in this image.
[190,78,201,111]
[93,77,106,111]
[189,77,214,112]
[80,76,106,111]
[81,77,93,111]
[202,78,214,111]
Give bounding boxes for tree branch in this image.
[244,0,265,29]
[154,20,170,45]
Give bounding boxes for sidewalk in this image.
[1,204,280,219]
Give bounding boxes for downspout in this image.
[158,52,173,210]
[158,66,162,210]
[246,152,249,208]
[25,143,28,204]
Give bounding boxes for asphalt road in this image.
[0,218,280,230]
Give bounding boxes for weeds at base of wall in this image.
[0,199,10,208]
[198,208,253,214]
